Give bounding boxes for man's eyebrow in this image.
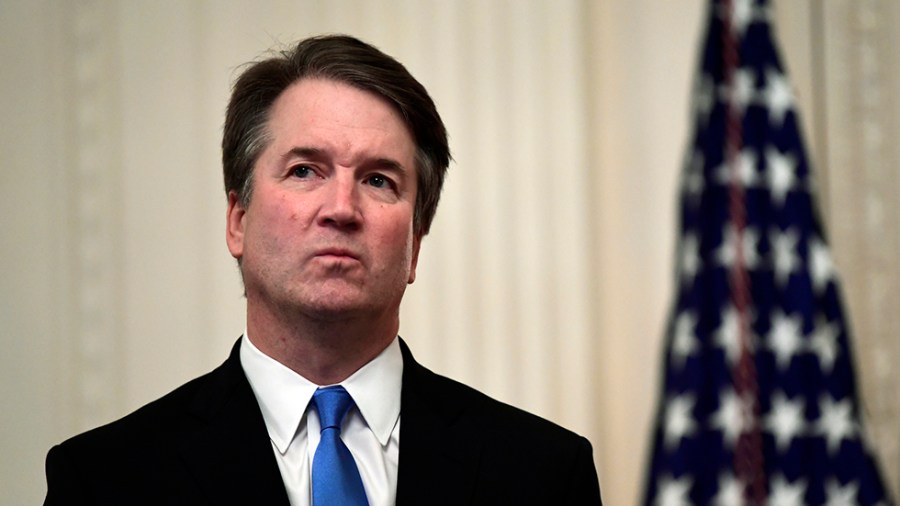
[282,146,326,160]
[369,157,409,174]
[283,146,410,173]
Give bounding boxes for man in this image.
[44,35,602,505]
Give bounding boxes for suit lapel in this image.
[396,339,484,506]
[176,340,290,505]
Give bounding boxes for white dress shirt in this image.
[240,333,403,506]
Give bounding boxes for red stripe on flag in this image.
[721,0,766,503]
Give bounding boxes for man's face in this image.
[226,78,420,323]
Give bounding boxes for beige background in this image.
[1,1,897,505]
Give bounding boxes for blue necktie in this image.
[311,386,369,506]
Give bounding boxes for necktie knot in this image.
[313,386,354,431]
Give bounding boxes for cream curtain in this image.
[2,1,896,504]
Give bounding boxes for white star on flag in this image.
[683,151,705,205]
[679,233,701,287]
[765,146,797,207]
[694,75,716,127]
[769,227,801,286]
[814,395,857,455]
[808,236,835,294]
[724,0,759,37]
[713,473,745,506]
[766,310,804,370]
[717,67,758,115]
[824,478,860,506]
[714,304,754,366]
[807,315,840,374]
[711,388,755,447]
[655,475,693,506]
[764,391,806,453]
[716,224,761,269]
[663,394,697,450]
[768,474,807,506]
[671,311,699,369]
[761,67,794,127]
[716,148,759,187]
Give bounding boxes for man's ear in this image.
[226,191,246,260]
[407,234,422,284]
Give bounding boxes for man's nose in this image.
[318,175,361,230]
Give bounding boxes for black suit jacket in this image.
[45,339,602,505]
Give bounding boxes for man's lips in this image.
[313,248,360,260]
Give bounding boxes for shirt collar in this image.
[342,336,403,447]
[239,333,403,453]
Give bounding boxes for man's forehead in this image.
[273,78,403,122]
[266,79,416,162]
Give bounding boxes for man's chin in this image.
[267,281,399,322]
[295,291,376,321]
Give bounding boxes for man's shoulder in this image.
[400,343,590,453]
[423,365,587,442]
[398,343,602,504]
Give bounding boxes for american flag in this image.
[642,0,893,504]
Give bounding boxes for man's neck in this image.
[245,304,398,385]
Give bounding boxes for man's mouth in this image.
[314,248,360,260]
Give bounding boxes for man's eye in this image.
[291,165,313,178]
[367,175,391,189]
